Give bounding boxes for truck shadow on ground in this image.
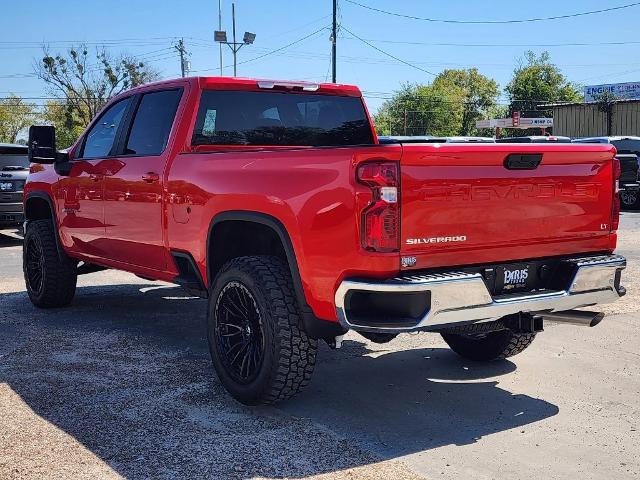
[0,283,559,479]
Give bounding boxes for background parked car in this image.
[0,143,29,229]
[572,137,640,209]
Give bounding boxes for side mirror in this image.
[28,125,57,164]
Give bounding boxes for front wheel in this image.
[620,190,640,210]
[441,329,536,361]
[207,256,317,405]
[23,219,77,308]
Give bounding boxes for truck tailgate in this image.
[400,143,617,269]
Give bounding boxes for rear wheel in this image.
[207,256,317,405]
[23,219,77,308]
[441,328,536,361]
[620,190,640,210]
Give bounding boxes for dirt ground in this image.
[1,212,639,479]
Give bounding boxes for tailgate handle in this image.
[504,154,542,170]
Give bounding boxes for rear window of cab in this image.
[192,90,374,147]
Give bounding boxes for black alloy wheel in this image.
[214,281,265,384]
[22,219,77,308]
[25,236,44,295]
[207,256,317,405]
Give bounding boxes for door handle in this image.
[142,172,160,183]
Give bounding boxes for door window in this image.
[125,89,183,156]
[82,98,130,158]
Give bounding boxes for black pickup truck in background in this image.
[572,137,640,209]
[0,143,29,229]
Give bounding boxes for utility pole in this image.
[174,38,189,77]
[214,2,256,77]
[332,0,337,83]
[218,0,223,75]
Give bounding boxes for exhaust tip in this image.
[541,310,605,327]
[590,312,605,327]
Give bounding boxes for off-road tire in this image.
[441,327,536,361]
[207,255,317,405]
[23,219,77,308]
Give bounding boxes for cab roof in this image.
[125,76,362,97]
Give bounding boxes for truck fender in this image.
[207,210,346,340]
[23,191,67,262]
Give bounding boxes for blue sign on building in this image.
[584,82,640,102]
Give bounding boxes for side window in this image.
[125,89,182,156]
[82,98,130,158]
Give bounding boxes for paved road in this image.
[1,214,639,479]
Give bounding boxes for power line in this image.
[0,36,181,44]
[577,67,640,83]
[340,25,437,76]
[344,0,640,24]
[237,26,327,67]
[191,25,328,73]
[360,90,577,105]
[340,36,640,48]
[261,14,331,41]
[3,33,638,50]
[8,44,639,73]
[215,46,640,69]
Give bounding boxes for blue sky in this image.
[2,0,640,113]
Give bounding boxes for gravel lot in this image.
[1,214,639,480]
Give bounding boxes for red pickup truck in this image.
[24,77,626,405]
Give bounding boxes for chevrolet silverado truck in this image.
[24,77,626,405]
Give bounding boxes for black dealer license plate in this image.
[494,264,535,294]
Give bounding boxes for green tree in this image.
[42,100,86,149]
[432,68,500,135]
[34,45,159,129]
[373,82,465,137]
[0,94,39,143]
[505,51,581,119]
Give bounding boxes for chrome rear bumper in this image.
[335,254,626,333]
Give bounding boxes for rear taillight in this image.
[357,161,399,252]
[612,157,621,232]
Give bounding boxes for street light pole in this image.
[232,2,237,76]
[214,2,256,77]
[218,0,223,76]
